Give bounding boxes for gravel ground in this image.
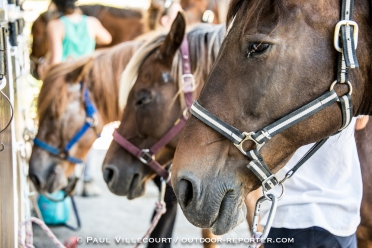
[32,148,251,248]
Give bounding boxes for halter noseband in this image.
[33,85,99,164]
[113,36,194,182]
[190,0,358,241]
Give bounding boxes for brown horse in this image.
[102,14,225,199]
[170,0,372,239]
[30,4,143,79]
[29,41,141,193]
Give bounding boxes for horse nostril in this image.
[103,167,115,184]
[178,179,194,209]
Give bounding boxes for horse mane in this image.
[227,0,285,30]
[119,23,226,110]
[37,40,142,124]
[79,4,143,19]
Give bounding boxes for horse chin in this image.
[184,194,246,235]
[210,201,246,235]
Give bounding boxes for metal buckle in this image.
[59,151,68,159]
[262,179,285,201]
[139,149,154,164]
[182,74,196,93]
[334,20,358,52]
[86,115,98,127]
[251,194,278,244]
[202,10,215,23]
[330,80,353,95]
[234,132,265,156]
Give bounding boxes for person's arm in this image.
[46,19,64,65]
[88,17,112,45]
[355,116,369,130]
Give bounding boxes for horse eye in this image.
[247,43,270,57]
[162,72,170,83]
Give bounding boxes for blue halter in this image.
[33,86,98,164]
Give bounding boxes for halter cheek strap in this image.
[190,0,357,193]
[33,86,99,164]
[113,36,194,182]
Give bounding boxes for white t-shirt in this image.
[260,118,362,237]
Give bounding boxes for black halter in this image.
[190,0,358,194]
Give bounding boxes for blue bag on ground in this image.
[37,190,71,225]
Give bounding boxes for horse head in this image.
[102,12,187,199]
[171,0,372,235]
[29,58,104,193]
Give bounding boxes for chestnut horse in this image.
[170,0,372,244]
[30,4,143,79]
[29,41,142,194]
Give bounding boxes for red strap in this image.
[150,116,187,154]
[113,130,170,180]
[180,36,194,110]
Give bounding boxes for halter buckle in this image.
[139,149,154,164]
[334,20,358,52]
[86,115,98,127]
[234,132,265,156]
[59,151,68,159]
[182,74,196,93]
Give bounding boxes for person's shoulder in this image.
[47,18,64,30]
[86,16,100,25]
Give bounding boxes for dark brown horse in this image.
[169,0,372,242]
[30,4,143,79]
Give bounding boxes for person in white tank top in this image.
[260,118,362,248]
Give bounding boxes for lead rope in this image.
[19,217,66,248]
[135,174,169,248]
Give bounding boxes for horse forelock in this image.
[227,0,285,33]
[119,24,226,112]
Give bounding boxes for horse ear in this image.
[159,11,187,64]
